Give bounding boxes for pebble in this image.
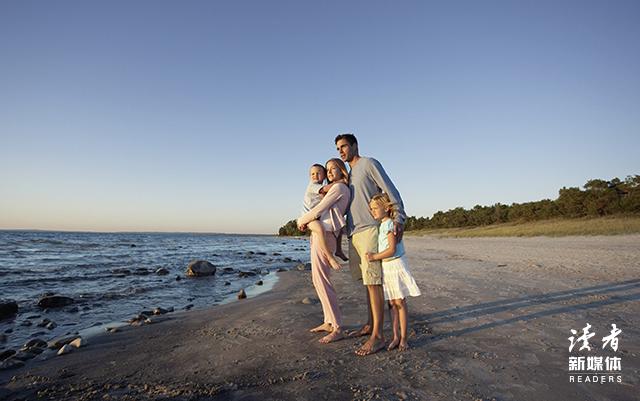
[57,345,73,355]
[238,289,247,299]
[301,297,315,305]
[256,280,263,286]
[70,338,83,348]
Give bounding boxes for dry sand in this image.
[1,235,639,401]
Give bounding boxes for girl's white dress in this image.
[378,219,421,301]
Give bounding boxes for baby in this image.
[302,164,348,269]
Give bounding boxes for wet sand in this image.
[1,235,639,401]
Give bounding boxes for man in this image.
[335,133,406,356]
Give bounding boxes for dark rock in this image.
[153,307,169,315]
[111,268,132,276]
[133,268,151,276]
[0,300,18,320]
[0,358,24,370]
[24,339,47,349]
[256,280,263,286]
[186,260,216,277]
[26,315,40,319]
[237,289,247,299]
[67,306,79,313]
[256,252,267,256]
[38,296,74,309]
[184,304,194,310]
[130,244,136,248]
[238,271,257,278]
[4,329,12,334]
[276,268,287,272]
[37,318,51,327]
[223,267,235,273]
[175,275,182,281]
[224,281,231,286]
[284,257,293,262]
[246,251,255,255]
[13,348,41,361]
[47,335,80,349]
[0,350,16,361]
[273,252,282,256]
[156,268,169,276]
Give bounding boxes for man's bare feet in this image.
[335,250,349,261]
[347,324,372,338]
[387,338,400,351]
[355,337,386,356]
[319,330,344,344]
[309,323,332,333]
[328,257,342,270]
[398,339,409,351]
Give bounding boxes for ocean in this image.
[0,230,309,350]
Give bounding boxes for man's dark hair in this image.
[334,133,358,146]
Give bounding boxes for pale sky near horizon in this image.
[1,1,639,234]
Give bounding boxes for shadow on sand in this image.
[411,278,640,344]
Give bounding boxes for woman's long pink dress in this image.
[297,183,350,329]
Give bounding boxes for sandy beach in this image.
[1,235,639,401]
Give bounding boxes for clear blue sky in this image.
[1,1,638,234]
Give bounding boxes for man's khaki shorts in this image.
[348,226,382,286]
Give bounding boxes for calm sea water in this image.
[0,231,309,350]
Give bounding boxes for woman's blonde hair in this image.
[325,158,349,182]
[369,193,398,219]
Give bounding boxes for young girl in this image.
[301,163,348,270]
[366,193,421,351]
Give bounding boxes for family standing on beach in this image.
[297,134,421,356]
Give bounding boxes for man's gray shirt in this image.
[347,157,406,236]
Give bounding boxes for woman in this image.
[297,158,350,343]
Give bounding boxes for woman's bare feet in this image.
[347,324,372,338]
[355,336,386,356]
[398,339,409,351]
[387,338,400,351]
[309,323,332,333]
[319,330,344,344]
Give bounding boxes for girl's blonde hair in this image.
[369,193,398,219]
[325,158,349,182]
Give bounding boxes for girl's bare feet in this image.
[310,323,332,333]
[387,338,400,351]
[319,330,344,344]
[398,339,409,351]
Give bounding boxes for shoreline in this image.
[2,235,639,401]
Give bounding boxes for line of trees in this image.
[278,175,640,235]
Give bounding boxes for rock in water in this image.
[155,268,170,276]
[37,296,74,309]
[69,338,83,348]
[57,344,73,356]
[237,289,247,299]
[186,260,217,277]
[0,300,18,320]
